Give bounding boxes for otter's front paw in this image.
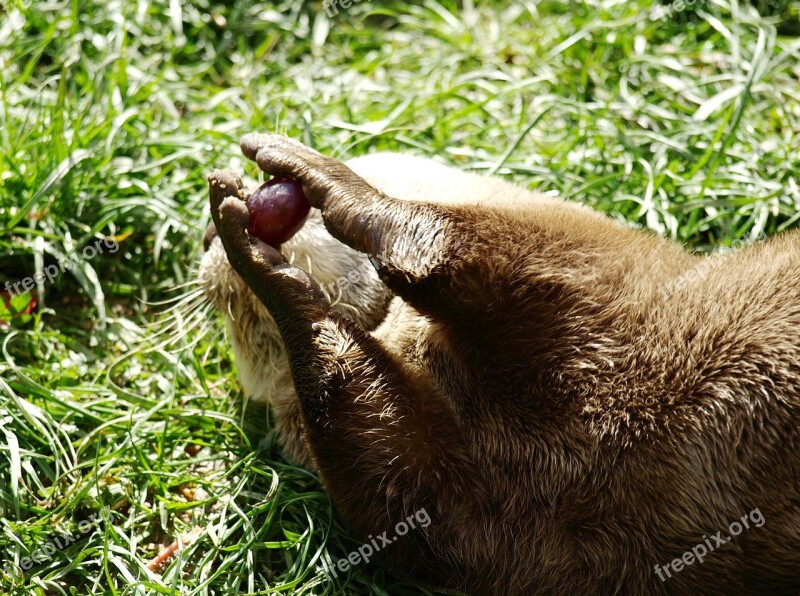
[208,170,287,275]
[207,169,330,340]
[239,133,380,212]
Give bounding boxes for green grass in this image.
[1,0,799,593]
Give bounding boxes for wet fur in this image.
[200,134,800,595]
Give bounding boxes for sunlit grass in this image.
[1,0,799,593]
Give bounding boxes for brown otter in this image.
[200,133,800,595]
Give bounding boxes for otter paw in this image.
[238,133,377,211]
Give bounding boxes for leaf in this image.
[0,290,37,325]
[692,84,746,122]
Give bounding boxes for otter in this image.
[199,133,800,594]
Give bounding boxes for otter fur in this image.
[199,133,800,595]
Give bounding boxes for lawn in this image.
[1,0,799,593]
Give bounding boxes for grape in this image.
[246,177,310,246]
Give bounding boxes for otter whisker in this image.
[150,303,215,351]
[144,298,208,331]
[151,296,210,333]
[147,293,212,344]
[145,287,205,314]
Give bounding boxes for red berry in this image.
[246,177,310,246]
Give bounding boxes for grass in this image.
[1,0,799,593]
